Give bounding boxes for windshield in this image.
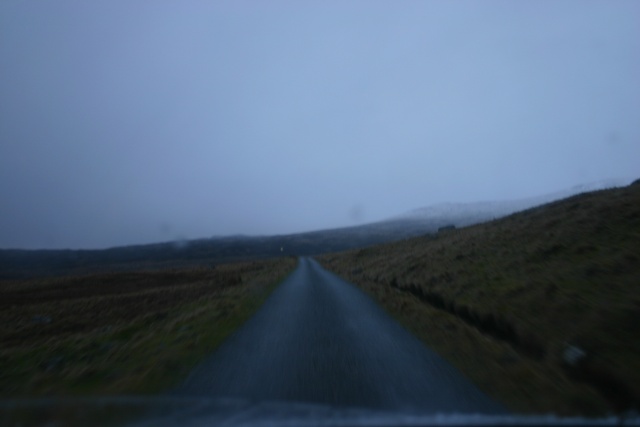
[1,1,639,426]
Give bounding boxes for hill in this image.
[0,179,630,280]
[318,180,640,416]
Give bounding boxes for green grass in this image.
[0,257,297,396]
[318,182,640,416]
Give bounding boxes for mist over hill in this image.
[396,177,633,229]
[0,178,634,279]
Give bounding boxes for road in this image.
[173,257,504,414]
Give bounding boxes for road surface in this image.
[173,257,504,414]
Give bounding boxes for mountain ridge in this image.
[0,177,635,279]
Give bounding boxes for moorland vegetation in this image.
[0,258,296,396]
[319,181,640,415]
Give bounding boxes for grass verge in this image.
[317,182,640,416]
[0,257,297,396]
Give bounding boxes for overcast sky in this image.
[1,1,639,249]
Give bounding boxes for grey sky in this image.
[1,1,639,249]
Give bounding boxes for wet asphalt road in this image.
[173,257,504,414]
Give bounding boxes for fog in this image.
[1,1,639,249]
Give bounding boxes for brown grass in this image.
[0,257,297,396]
[318,183,640,416]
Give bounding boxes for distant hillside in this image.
[0,178,632,280]
[394,177,633,230]
[318,179,640,415]
[0,226,415,280]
